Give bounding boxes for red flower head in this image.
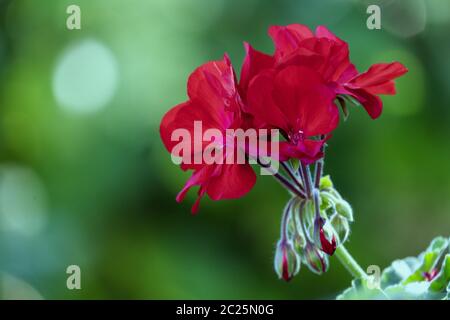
[267,24,408,119]
[160,23,408,213]
[240,24,408,163]
[160,55,256,213]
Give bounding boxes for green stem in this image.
[335,245,367,279]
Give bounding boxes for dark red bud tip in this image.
[282,253,292,281]
[320,228,337,256]
[423,269,438,281]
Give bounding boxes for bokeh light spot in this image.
[52,39,118,114]
[0,166,48,237]
[382,0,427,38]
[1,273,43,300]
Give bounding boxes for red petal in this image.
[268,24,314,59]
[365,81,396,95]
[176,165,218,214]
[315,25,345,45]
[239,42,274,98]
[272,66,339,136]
[348,62,408,90]
[176,163,256,213]
[345,87,383,119]
[206,164,256,200]
[337,63,359,83]
[187,55,241,114]
[296,38,351,82]
[160,98,232,169]
[279,139,326,164]
[246,70,290,131]
[160,101,190,153]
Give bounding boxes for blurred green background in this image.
[0,0,449,299]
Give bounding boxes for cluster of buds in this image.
[274,169,353,281]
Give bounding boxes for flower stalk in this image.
[334,245,368,280]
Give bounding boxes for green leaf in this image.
[380,257,421,288]
[444,283,450,300]
[429,254,450,292]
[337,278,387,300]
[383,281,443,300]
[403,236,448,284]
[338,236,450,300]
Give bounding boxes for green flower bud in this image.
[331,190,343,201]
[293,232,306,252]
[320,193,333,211]
[287,216,306,251]
[335,199,353,222]
[274,239,300,281]
[319,175,333,190]
[320,191,340,207]
[330,213,350,244]
[303,200,316,227]
[302,243,329,275]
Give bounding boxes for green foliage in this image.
[337,236,450,300]
[337,278,386,300]
[403,237,448,284]
[429,254,450,292]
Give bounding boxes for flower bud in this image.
[293,232,306,252]
[303,243,329,275]
[274,239,300,281]
[313,217,337,256]
[319,175,333,190]
[320,194,333,212]
[335,199,353,222]
[303,200,315,227]
[330,213,350,244]
[320,191,339,210]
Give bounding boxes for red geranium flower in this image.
[267,24,408,119]
[238,24,407,163]
[160,23,408,213]
[160,55,256,213]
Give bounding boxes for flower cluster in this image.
[160,24,407,280]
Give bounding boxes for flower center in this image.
[289,130,304,145]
